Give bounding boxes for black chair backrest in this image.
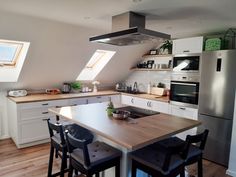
[182,129,209,159]
[65,130,91,166]
[47,119,66,145]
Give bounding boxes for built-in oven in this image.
[173,54,201,73]
[170,74,200,108]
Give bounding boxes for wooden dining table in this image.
[49,102,201,177]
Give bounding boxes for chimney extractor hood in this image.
[89,12,171,46]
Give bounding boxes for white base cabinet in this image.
[121,95,170,114]
[8,94,120,148]
[8,99,70,148]
[170,105,198,140]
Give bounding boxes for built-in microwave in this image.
[173,54,201,72]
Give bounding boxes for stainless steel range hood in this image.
[89,12,171,46]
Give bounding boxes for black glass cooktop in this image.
[116,106,159,119]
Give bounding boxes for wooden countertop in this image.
[121,92,169,102]
[8,90,120,103]
[7,90,169,103]
[49,102,200,150]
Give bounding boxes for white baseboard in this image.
[0,135,10,140]
[226,169,236,177]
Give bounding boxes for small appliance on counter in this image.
[8,90,28,97]
[150,87,165,96]
[45,88,61,95]
[62,83,71,93]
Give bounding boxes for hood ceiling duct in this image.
[89,12,171,46]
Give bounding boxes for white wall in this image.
[227,91,236,177]
[0,10,155,138]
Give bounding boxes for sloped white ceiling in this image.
[0,0,235,38]
[0,10,154,90]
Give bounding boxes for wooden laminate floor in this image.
[0,139,231,177]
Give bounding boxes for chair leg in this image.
[60,149,67,177]
[68,163,73,177]
[131,161,137,177]
[115,160,120,177]
[198,158,203,177]
[55,150,59,158]
[48,145,54,177]
[74,170,78,175]
[180,166,185,177]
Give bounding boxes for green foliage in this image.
[160,40,172,51]
[107,101,114,109]
[70,82,81,90]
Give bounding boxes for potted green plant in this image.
[159,40,172,54]
[106,101,115,117]
[70,81,82,92]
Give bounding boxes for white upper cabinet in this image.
[172,36,203,54]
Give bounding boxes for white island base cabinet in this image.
[170,105,198,140]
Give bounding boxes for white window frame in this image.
[77,49,116,81]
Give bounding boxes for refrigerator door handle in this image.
[216,58,222,72]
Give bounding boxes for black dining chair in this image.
[46,117,94,177]
[130,142,185,177]
[155,129,209,177]
[65,130,122,177]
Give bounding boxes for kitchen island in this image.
[49,102,201,177]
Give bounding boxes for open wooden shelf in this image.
[142,54,173,58]
[130,68,172,71]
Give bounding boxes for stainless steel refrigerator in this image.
[198,49,236,166]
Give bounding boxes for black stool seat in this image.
[66,131,122,177]
[131,145,184,176]
[71,141,122,169]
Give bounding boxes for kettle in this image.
[62,83,71,93]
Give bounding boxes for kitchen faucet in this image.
[133,82,138,92]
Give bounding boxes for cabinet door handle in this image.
[42,103,49,106]
[179,107,186,110]
[147,101,149,107]
[96,96,102,99]
[42,111,49,114]
[183,50,190,53]
[131,98,134,104]
[70,104,77,106]
[149,102,152,107]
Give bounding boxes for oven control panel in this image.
[171,73,200,82]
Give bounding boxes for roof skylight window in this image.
[77,49,116,81]
[0,39,30,82]
[0,40,24,67]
